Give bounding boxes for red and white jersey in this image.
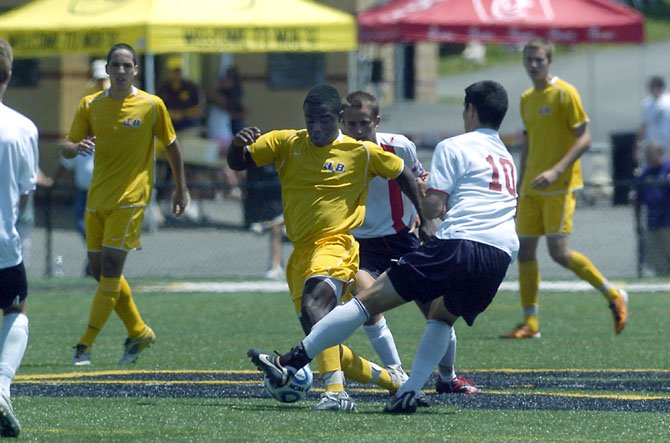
[0,103,38,269]
[353,132,425,238]
[428,128,519,259]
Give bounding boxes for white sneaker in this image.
[264,266,285,280]
[72,344,91,366]
[120,327,156,365]
[312,391,357,412]
[0,392,20,437]
[387,365,430,407]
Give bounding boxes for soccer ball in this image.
[263,364,313,403]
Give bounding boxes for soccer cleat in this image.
[435,375,480,394]
[383,391,417,414]
[72,344,91,366]
[312,391,357,412]
[386,365,430,407]
[247,349,295,387]
[0,393,20,438]
[499,323,541,339]
[120,327,156,365]
[609,289,628,334]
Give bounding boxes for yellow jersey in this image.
[520,77,588,195]
[249,129,404,245]
[67,87,176,210]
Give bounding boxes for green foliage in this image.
[13,278,670,441]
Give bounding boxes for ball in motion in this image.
[263,364,313,403]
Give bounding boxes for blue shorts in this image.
[0,262,28,309]
[356,228,420,279]
[387,238,511,326]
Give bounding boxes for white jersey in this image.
[641,92,670,151]
[428,128,519,259]
[0,103,39,269]
[352,132,425,238]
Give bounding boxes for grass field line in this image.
[137,280,670,293]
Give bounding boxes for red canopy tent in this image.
[359,0,645,44]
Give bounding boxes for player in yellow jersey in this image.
[500,38,628,339]
[232,84,432,411]
[62,43,190,365]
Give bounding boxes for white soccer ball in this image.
[263,364,313,403]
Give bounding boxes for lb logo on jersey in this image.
[323,161,346,173]
[123,118,142,127]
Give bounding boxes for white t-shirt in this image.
[60,153,94,191]
[0,103,39,269]
[428,128,519,260]
[352,132,426,238]
[641,92,670,150]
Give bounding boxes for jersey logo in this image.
[123,118,142,127]
[323,161,346,173]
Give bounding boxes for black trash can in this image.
[610,131,637,206]
[243,164,283,228]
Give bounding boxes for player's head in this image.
[0,39,13,93]
[341,91,381,143]
[303,84,343,147]
[523,38,553,84]
[463,80,508,131]
[648,75,665,97]
[106,43,138,90]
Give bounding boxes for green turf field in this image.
[12,277,670,441]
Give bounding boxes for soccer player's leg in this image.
[339,344,398,392]
[501,195,542,339]
[546,193,628,334]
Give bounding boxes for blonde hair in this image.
[523,38,554,63]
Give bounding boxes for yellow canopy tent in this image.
[0,0,357,56]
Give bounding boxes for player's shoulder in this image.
[551,77,581,97]
[377,132,414,147]
[0,103,37,135]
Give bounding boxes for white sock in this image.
[438,327,457,381]
[397,320,452,396]
[0,313,29,398]
[363,316,402,367]
[302,298,368,359]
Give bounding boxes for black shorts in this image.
[387,238,511,326]
[356,228,420,278]
[0,262,28,309]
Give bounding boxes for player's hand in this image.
[171,188,190,217]
[530,169,559,190]
[417,217,436,243]
[232,127,262,147]
[417,172,429,198]
[77,136,96,156]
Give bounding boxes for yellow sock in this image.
[568,251,616,301]
[519,260,540,330]
[339,344,397,392]
[316,346,344,392]
[79,276,121,348]
[114,276,146,338]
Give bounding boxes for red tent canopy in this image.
[359,0,645,44]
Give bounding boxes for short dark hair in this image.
[0,39,13,84]
[304,84,342,114]
[523,38,554,63]
[649,75,665,90]
[107,43,137,65]
[464,80,508,130]
[343,90,379,118]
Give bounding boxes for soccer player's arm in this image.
[61,98,95,159]
[227,127,262,171]
[156,97,190,216]
[550,88,592,179]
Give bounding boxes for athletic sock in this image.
[0,313,29,397]
[397,320,452,396]
[114,276,146,338]
[302,298,368,359]
[438,326,457,382]
[568,251,617,301]
[363,316,402,367]
[316,346,344,392]
[340,344,396,392]
[519,260,540,330]
[79,276,121,348]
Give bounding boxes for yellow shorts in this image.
[286,234,359,313]
[516,193,575,237]
[85,206,145,252]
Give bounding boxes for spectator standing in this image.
[500,38,628,340]
[637,75,670,159]
[0,37,37,437]
[634,142,670,276]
